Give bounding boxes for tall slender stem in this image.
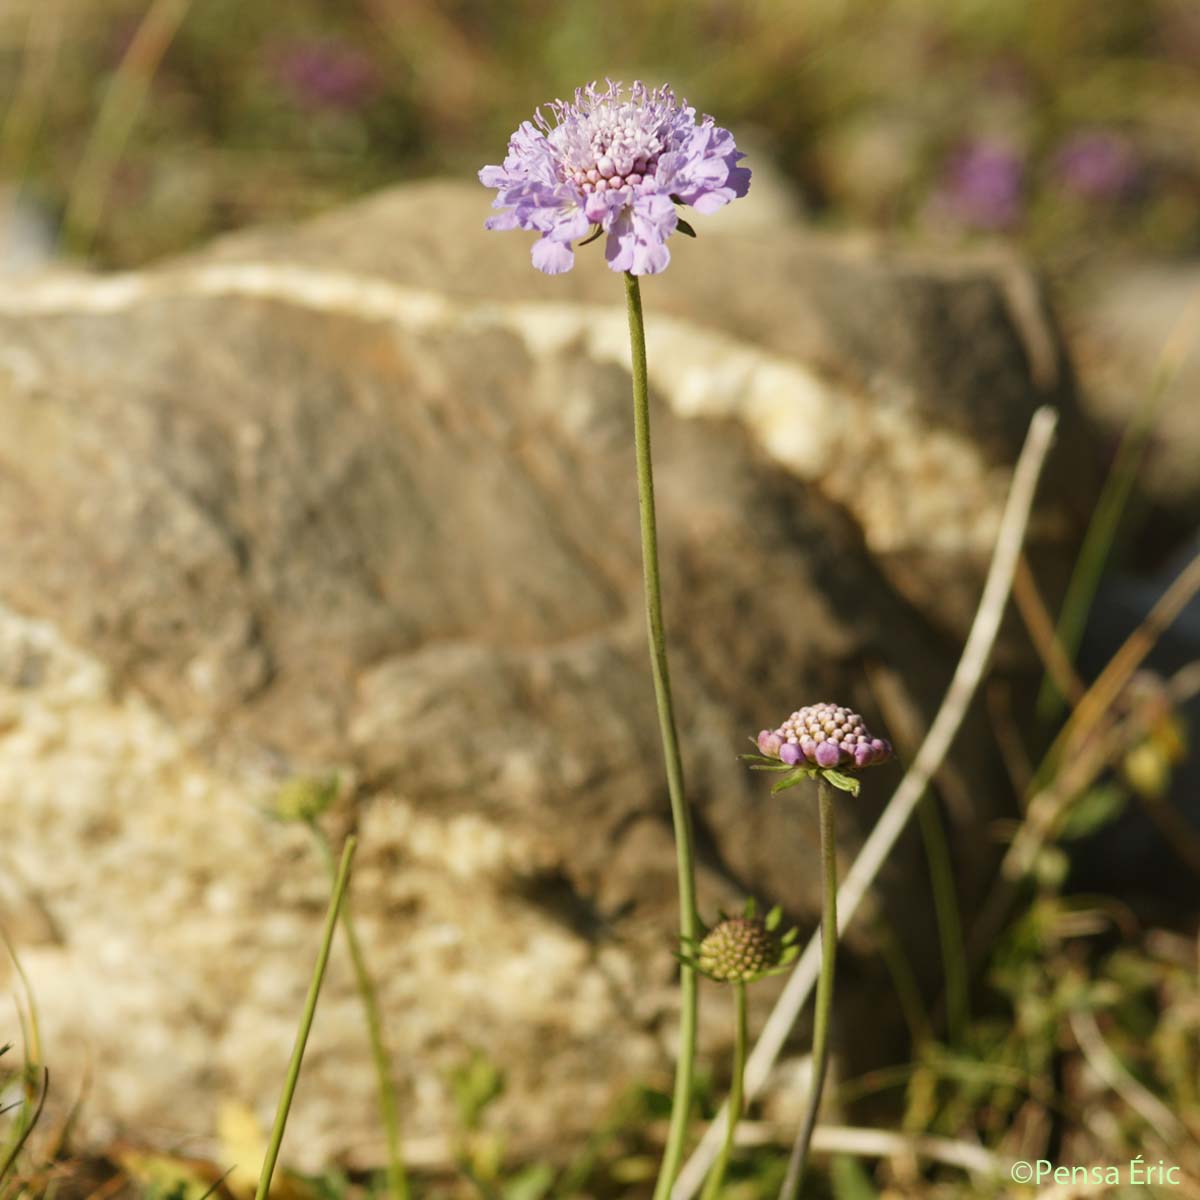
[624,270,700,1200]
[255,836,357,1200]
[309,823,410,1200]
[778,782,837,1200]
[700,982,747,1200]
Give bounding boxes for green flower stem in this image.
[255,835,357,1200]
[779,781,837,1200]
[624,270,700,1200]
[700,982,748,1200]
[308,823,410,1200]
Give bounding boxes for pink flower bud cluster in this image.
[757,702,892,770]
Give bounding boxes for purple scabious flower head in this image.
[272,39,378,112]
[758,702,892,771]
[937,139,1024,231]
[1053,130,1140,201]
[478,79,750,276]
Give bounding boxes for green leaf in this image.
[831,1153,880,1200]
[675,217,697,238]
[1060,782,1128,840]
[742,897,758,919]
[820,768,861,796]
[449,1050,505,1130]
[577,223,604,247]
[771,767,815,794]
[502,1163,556,1200]
[765,904,782,931]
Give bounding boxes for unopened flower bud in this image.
[697,916,781,983]
[815,740,840,768]
[754,702,893,772]
[273,774,338,823]
[758,730,783,756]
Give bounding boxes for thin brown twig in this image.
[1013,554,1086,708]
[970,658,1200,959]
[986,680,1036,806]
[1130,662,1200,877]
[79,1169,130,1200]
[1063,551,1200,761]
[983,592,1200,917]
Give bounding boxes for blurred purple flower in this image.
[272,39,377,112]
[938,139,1024,231]
[478,79,750,275]
[1053,131,1140,201]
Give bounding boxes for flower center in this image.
[553,102,665,193]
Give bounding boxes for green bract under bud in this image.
[273,774,339,823]
[683,900,800,984]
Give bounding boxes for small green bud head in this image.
[698,916,781,983]
[273,775,338,823]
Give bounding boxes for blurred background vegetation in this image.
[1,0,1198,272]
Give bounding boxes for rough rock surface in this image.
[1069,262,1200,521]
[1,181,1095,1168]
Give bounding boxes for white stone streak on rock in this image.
[0,263,1007,559]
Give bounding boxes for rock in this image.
[1069,261,1200,521]
[0,181,1094,1168]
[0,187,56,274]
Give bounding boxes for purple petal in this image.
[603,209,636,272]
[780,743,803,766]
[658,124,751,215]
[545,206,590,242]
[484,209,521,231]
[726,161,752,198]
[584,188,625,225]
[758,730,783,757]
[603,193,677,275]
[531,237,575,274]
[814,741,841,769]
